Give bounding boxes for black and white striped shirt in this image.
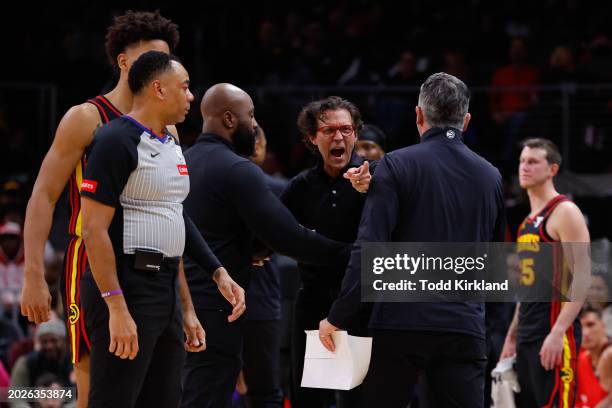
[82,116,189,258]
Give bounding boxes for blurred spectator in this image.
[0,222,24,312]
[284,12,303,52]
[336,52,382,86]
[33,373,75,408]
[296,22,329,84]
[490,37,540,118]
[254,20,286,85]
[576,306,610,408]
[8,335,34,371]
[596,347,612,408]
[0,317,22,368]
[0,179,27,225]
[490,37,540,168]
[10,319,71,390]
[581,34,612,83]
[442,50,471,83]
[0,357,9,407]
[543,45,578,84]
[387,50,425,86]
[355,124,386,160]
[587,273,612,339]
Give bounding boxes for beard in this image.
[233,122,256,157]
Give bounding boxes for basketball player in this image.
[21,11,188,407]
[500,138,590,407]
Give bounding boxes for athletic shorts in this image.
[516,331,580,408]
[60,236,91,364]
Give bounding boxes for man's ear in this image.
[117,53,128,72]
[415,106,424,127]
[153,80,163,99]
[550,163,560,177]
[222,111,234,129]
[307,133,317,147]
[462,112,472,132]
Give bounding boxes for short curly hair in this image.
[105,10,180,67]
[296,96,363,151]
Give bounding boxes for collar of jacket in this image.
[195,133,235,151]
[420,127,464,143]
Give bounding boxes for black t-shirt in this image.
[281,153,368,296]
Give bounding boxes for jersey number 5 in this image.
[520,258,535,286]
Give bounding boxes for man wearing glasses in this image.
[280,96,374,408]
[180,85,351,407]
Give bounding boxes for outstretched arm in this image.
[227,162,349,265]
[22,103,100,324]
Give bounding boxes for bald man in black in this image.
[181,83,349,408]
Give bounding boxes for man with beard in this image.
[181,83,350,408]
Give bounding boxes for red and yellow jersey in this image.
[67,95,122,237]
[517,194,581,408]
[516,194,576,341]
[62,95,121,364]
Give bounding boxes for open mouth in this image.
[330,147,345,159]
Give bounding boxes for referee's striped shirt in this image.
[81,115,189,257]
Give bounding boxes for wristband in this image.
[101,289,123,298]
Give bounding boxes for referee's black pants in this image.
[181,308,244,408]
[81,255,184,408]
[360,330,487,408]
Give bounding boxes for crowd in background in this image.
[3,0,612,181]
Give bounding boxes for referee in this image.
[80,51,243,408]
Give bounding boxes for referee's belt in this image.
[120,250,180,272]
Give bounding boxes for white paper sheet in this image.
[301,330,372,390]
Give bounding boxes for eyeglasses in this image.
[316,125,355,137]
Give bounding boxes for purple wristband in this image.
[101,289,123,298]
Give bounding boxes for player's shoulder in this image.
[66,100,101,122]
[53,102,104,148]
[551,199,583,219]
[547,198,588,241]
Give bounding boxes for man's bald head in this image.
[200,83,252,120]
[200,83,258,156]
